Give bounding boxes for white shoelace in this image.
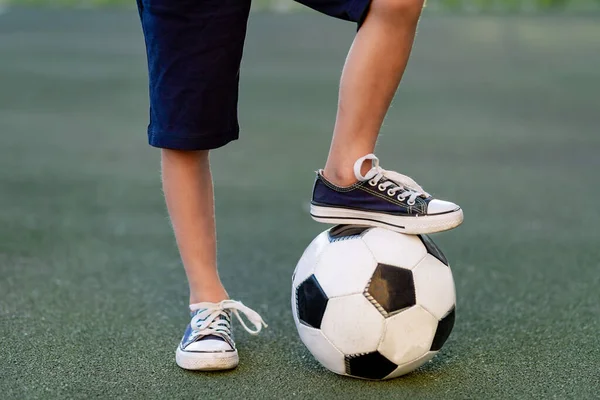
[189,300,267,337]
[354,154,430,205]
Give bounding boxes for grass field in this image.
[1,8,599,399]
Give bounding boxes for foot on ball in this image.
[310,154,463,235]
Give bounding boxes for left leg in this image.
[324,0,425,185]
[304,0,464,234]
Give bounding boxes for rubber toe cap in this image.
[427,199,460,215]
[185,339,233,352]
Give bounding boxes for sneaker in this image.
[310,154,463,234]
[175,300,267,371]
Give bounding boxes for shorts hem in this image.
[148,129,239,151]
[352,0,372,27]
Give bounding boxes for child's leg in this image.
[137,0,266,371]
[137,0,251,304]
[324,0,425,186]
[161,149,226,304]
[309,0,462,234]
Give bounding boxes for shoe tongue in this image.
[377,176,398,187]
[189,310,230,342]
[190,308,230,318]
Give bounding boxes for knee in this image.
[370,0,425,22]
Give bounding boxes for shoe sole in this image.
[310,205,464,235]
[175,347,239,371]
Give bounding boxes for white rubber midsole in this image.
[176,347,239,371]
[310,204,463,234]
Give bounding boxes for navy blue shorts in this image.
[137,0,371,150]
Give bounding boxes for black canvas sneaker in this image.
[310,154,463,234]
[176,300,267,371]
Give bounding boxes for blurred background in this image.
[3,0,600,11]
[1,1,598,399]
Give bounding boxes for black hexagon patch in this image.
[327,225,371,242]
[345,351,397,380]
[430,307,455,351]
[296,275,328,329]
[365,264,416,316]
[419,234,449,266]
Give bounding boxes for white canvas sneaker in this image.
[175,300,267,371]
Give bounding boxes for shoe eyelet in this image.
[397,195,407,202]
[378,184,386,191]
[368,180,377,187]
[387,189,395,196]
[407,199,416,206]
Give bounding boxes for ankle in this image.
[189,287,229,305]
[322,167,356,187]
[323,159,371,187]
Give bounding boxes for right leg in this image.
[137,0,266,372]
[137,0,251,303]
[161,149,225,304]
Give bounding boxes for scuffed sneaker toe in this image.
[185,335,234,352]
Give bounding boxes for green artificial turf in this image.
[0,9,599,399]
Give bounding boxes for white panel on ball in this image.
[412,254,456,320]
[296,323,347,375]
[378,305,438,366]
[384,351,437,380]
[361,228,427,269]
[321,294,385,355]
[314,239,377,298]
[292,230,330,289]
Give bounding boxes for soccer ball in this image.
[291,225,456,380]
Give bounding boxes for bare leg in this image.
[162,0,424,303]
[161,149,227,304]
[323,0,425,186]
